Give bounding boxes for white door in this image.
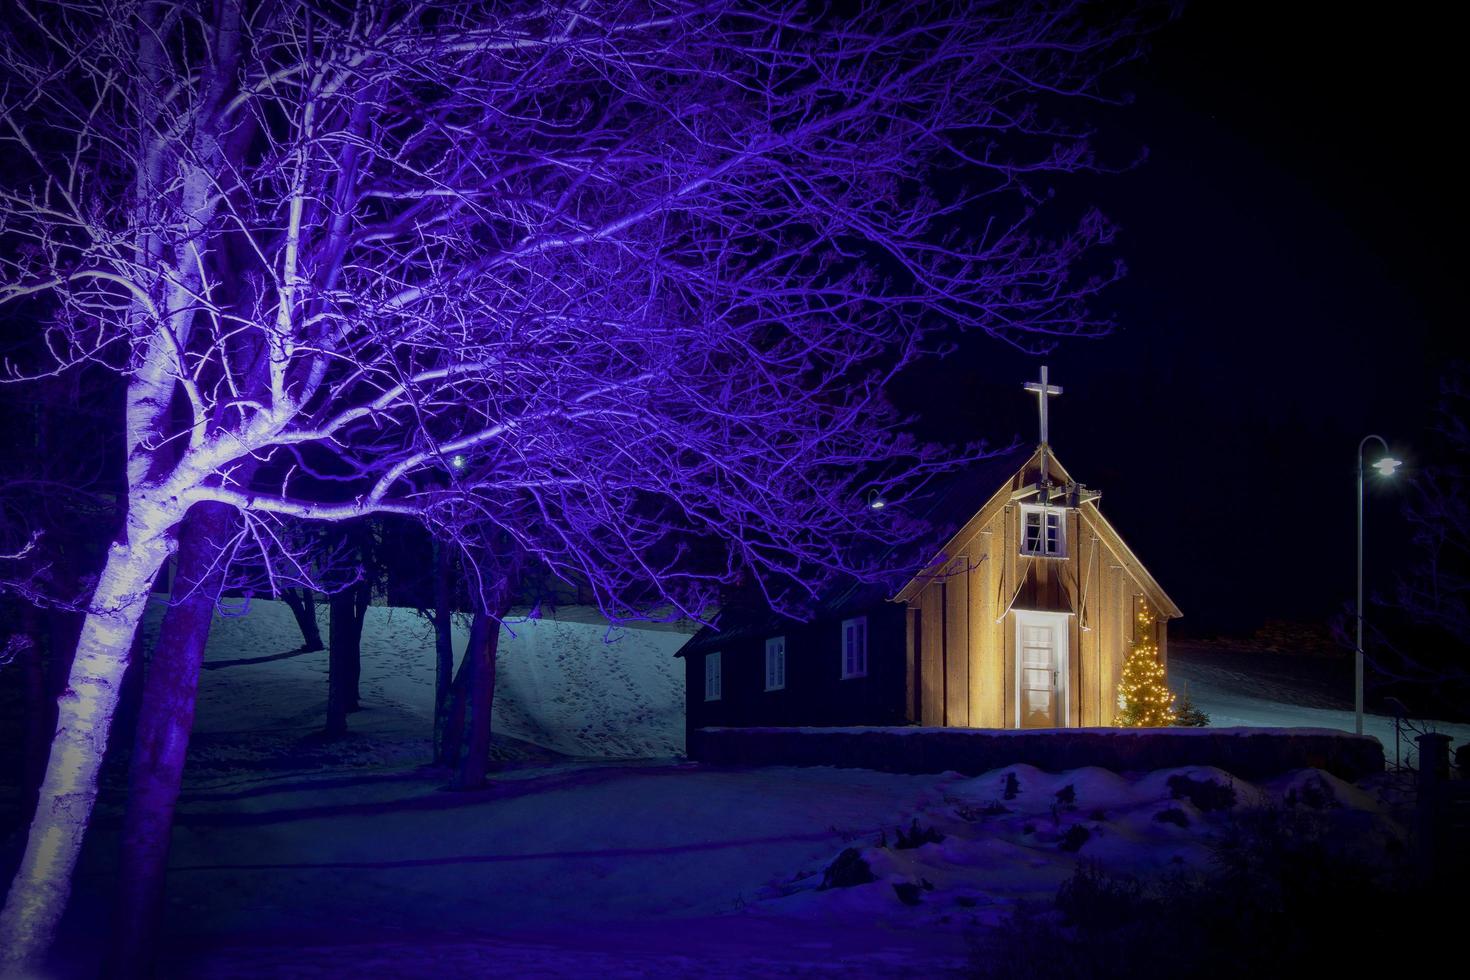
[1014,611,1070,728]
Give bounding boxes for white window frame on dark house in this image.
[704,651,722,701]
[840,616,868,679]
[1020,504,1066,557]
[765,636,786,691]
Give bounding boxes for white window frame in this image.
[764,636,786,691]
[1019,504,1067,557]
[840,616,868,679]
[704,651,722,701]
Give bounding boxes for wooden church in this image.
[679,367,1181,734]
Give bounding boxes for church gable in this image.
[893,443,1179,621]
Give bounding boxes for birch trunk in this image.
[0,513,174,972]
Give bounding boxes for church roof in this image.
[891,445,1183,619]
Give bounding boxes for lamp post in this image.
[1356,434,1401,736]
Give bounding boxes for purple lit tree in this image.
[0,0,1147,968]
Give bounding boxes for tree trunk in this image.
[452,610,500,790]
[431,539,455,762]
[105,501,235,980]
[325,580,368,736]
[280,587,323,651]
[0,517,174,972]
[19,604,48,828]
[347,580,367,710]
[437,642,474,769]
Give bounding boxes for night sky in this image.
[893,0,1459,634]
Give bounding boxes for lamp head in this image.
[1372,457,1402,477]
[867,490,886,510]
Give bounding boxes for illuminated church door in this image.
[1014,611,1070,728]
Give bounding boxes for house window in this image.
[1020,505,1066,557]
[704,652,722,701]
[841,617,867,679]
[765,636,786,691]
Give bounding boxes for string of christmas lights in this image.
[1116,601,1177,727]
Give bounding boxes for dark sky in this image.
[894,1,1459,634]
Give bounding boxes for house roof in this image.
[891,445,1182,619]
[677,448,1029,656]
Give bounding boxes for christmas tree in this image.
[1117,602,1177,727]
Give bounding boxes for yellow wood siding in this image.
[920,584,943,724]
[945,558,969,726]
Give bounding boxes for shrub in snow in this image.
[1174,692,1210,727]
[1003,772,1021,800]
[893,818,945,850]
[1052,783,1078,823]
[1167,773,1236,811]
[819,848,876,890]
[1059,824,1092,853]
[892,881,924,906]
[1285,774,1338,810]
[955,801,1011,821]
[1153,807,1190,827]
[1152,805,1187,828]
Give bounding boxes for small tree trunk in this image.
[105,501,234,980]
[326,588,354,737]
[280,588,323,651]
[452,610,500,790]
[326,575,369,734]
[346,581,368,711]
[19,604,48,826]
[0,513,175,972]
[431,539,455,761]
[437,645,474,768]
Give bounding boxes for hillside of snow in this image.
[139,597,694,764]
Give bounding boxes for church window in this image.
[1021,506,1065,557]
[765,636,786,691]
[841,617,868,678]
[704,652,722,701]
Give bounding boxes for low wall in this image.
[689,726,1384,782]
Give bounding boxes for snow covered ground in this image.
[147,596,693,768]
[1169,643,1470,768]
[114,759,1396,978]
[35,600,1431,977]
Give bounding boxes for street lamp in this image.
[1356,434,1401,736]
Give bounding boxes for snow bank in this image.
[689,724,1385,781]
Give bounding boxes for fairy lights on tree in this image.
[1117,601,1177,727]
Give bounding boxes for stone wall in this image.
[689,726,1384,782]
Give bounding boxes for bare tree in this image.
[0,0,1148,967]
[1364,366,1470,703]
